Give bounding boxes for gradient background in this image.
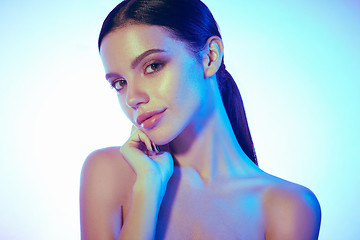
[0,0,359,239]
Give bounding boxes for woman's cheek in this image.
[157,70,180,100]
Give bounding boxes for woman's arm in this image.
[117,128,173,240]
[80,148,131,240]
[80,129,173,240]
[263,183,321,240]
[117,173,164,240]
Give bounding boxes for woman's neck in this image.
[168,79,259,184]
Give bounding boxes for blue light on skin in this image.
[0,0,359,239]
[92,21,322,239]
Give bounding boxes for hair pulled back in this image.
[98,0,258,165]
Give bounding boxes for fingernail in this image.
[151,143,155,152]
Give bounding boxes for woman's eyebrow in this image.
[105,49,166,80]
[105,73,122,81]
[131,48,166,69]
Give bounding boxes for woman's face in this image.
[100,24,210,145]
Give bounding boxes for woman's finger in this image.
[136,130,156,155]
[121,128,157,172]
[131,125,137,134]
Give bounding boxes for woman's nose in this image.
[125,82,149,109]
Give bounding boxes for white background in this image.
[0,0,359,239]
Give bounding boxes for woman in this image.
[80,0,321,239]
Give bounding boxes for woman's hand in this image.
[120,126,174,196]
[115,127,174,239]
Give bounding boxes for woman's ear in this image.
[202,36,224,78]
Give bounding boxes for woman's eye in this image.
[111,79,127,92]
[144,62,164,74]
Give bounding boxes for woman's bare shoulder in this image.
[80,147,136,239]
[82,146,129,169]
[259,173,321,239]
[81,147,135,180]
[80,146,136,196]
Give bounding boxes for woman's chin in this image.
[146,129,178,146]
[151,135,174,146]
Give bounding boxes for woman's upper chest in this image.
[155,171,266,240]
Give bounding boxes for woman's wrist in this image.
[133,175,167,204]
[118,176,164,240]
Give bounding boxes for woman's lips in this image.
[136,109,166,129]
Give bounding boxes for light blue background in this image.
[0,0,359,239]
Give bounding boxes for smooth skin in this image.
[80,24,321,240]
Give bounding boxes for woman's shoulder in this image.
[83,146,127,167]
[80,146,136,201]
[259,173,321,239]
[80,148,136,238]
[259,173,319,204]
[82,146,134,177]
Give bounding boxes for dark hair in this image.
[98,0,258,165]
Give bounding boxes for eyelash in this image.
[109,61,165,92]
[144,61,164,74]
[111,79,127,92]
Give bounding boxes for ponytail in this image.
[217,62,258,165]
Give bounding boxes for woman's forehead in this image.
[100,24,184,57]
[99,24,194,75]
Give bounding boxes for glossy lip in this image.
[136,108,167,126]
